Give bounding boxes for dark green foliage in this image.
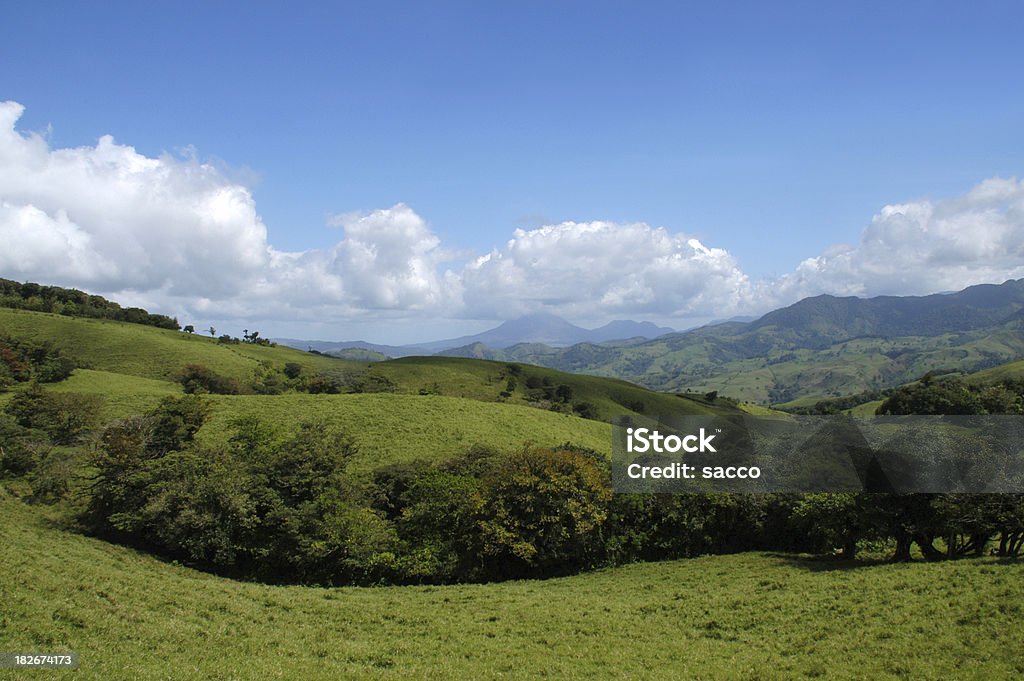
[0,413,48,477]
[83,411,396,584]
[0,334,76,388]
[393,469,483,581]
[304,368,395,395]
[147,395,210,455]
[251,361,287,395]
[877,377,984,415]
[572,401,598,419]
[178,364,246,394]
[0,278,179,330]
[4,384,103,444]
[877,375,1024,415]
[386,444,612,581]
[474,446,610,577]
[283,362,302,379]
[27,448,79,503]
[371,459,434,519]
[789,493,865,558]
[785,388,895,414]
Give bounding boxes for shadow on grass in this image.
[766,551,1021,572]
[763,552,896,572]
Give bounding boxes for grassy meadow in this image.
[4,306,1024,679]
[196,393,612,471]
[2,495,1022,680]
[0,307,355,383]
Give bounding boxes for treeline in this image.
[176,363,399,396]
[0,279,180,331]
[784,387,895,415]
[3,388,1022,585]
[876,373,1024,415]
[783,371,1024,416]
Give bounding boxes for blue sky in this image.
[2,1,1024,342]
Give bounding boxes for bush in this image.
[0,335,76,387]
[473,446,611,578]
[4,384,103,445]
[178,364,245,395]
[0,413,47,477]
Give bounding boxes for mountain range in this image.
[278,279,1024,404]
[275,314,676,358]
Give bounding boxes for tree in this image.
[178,364,245,395]
[207,326,216,337]
[790,493,864,558]
[4,384,102,445]
[183,325,195,334]
[475,446,611,578]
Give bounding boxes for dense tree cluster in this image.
[0,335,76,388]
[0,279,180,330]
[876,374,1024,415]
[3,375,1022,586]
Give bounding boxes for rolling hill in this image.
[278,280,1024,405]
[461,279,1024,404]
[2,494,1021,680]
[0,306,735,469]
[276,313,676,357]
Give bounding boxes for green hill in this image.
[0,307,729,423]
[195,393,611,471]
[490,280,1024,404]
[0,307,736,471]
[2,494,1021,680]
[965,357,1024,385]
[0,307,355,383]
[371,356,729,421]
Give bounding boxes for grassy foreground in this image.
[2,496,1021,680]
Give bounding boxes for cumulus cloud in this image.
[3,99,1024,338]
[460,221,753,318]
[324,205,451,309]
[770,177,1024,303]
[0,101,452,324]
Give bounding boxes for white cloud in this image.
[3,100,1024,340]
[460,221,753,318]
[770,177,1024,303]
[0,101,272,299]
[0,102,452,326]
[324,205,451,309]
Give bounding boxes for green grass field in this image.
[0,308,728,425]
[46,369,183,421]
[2,495,1021,680]
[5,307,1024,679]
[375,356,728,420]
[196,393,612,471]
[0,308,356,383]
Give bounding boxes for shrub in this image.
[474,446,611,578]
[178,364,245,395]
[4,384,103,445]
